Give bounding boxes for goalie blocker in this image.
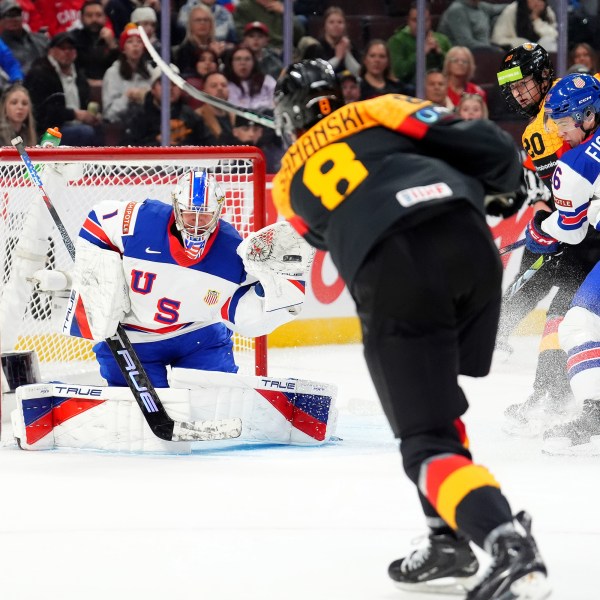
[12,369,338,453]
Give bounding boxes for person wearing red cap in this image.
[241,20,282,79]
[102,23,152,125]
[234,0,304,52]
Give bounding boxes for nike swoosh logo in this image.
[145,247,161,254]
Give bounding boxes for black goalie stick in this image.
[11,136,242,442]
[138,27,276,129]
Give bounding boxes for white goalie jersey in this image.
[65,199,306,342]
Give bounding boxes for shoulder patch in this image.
[122,202,136,235]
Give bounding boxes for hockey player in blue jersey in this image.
[61,169,313,388]
[525,72,600,454]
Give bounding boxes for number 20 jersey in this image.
[272,94,522,285]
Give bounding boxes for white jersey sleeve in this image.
[219,276,305,338]
[541,149,600,245]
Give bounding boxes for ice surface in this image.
[0,337,595,599]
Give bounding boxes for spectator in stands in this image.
[177,0,238,48]
[125,63,214,146]
[72,1,120,85]
[223,45,276,111]
[317,6,360,76]
[338,69,361,104]
[359,39,404,100]
[32,0,84,37]
[0,1,48,75]
[241,21,283,80]
[387,2,451,92]
[24,31,101,145]
[0,83,36,145]
[183,48,220,110]
[233,113,284,172]
[456,92,489,119]
[131,6,161,53]
[443,45,487,108]
[102,24,152,125]
[195,71,238,143]
[438,0,507,49]
[568,42,598,75]
[175,5,226,77]
[424,68,453,108]
[234,0,303,53]
[104,0,160,38]
[491,0,557,51]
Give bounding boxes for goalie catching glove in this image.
[237,222,315,313]
[237,221,315,279]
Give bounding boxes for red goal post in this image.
[0,145,268,380]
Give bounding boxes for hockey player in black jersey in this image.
[271,58,551,600]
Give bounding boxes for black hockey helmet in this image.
[274,58,344,145]
[497,43,554,117]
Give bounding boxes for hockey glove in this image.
[525,211,561,254]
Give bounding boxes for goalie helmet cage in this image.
[0,145,268,381]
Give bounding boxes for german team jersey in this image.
[272,94,522,285]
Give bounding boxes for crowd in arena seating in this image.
[0,0,597,172]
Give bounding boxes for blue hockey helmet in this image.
[544,73,600,130]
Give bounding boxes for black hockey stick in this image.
[138,28,276,129]
[499,238,526,256]
[11,136,242,442]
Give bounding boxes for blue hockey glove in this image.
[525,211,561,254]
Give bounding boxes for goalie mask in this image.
[172,170,225,259]
[274,58,344,147]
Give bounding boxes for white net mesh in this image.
[0,146,266,380]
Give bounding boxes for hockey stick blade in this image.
[139,28,276,129]
[12,137,242,443]
[173,418,243,441]
[506,254,553,299]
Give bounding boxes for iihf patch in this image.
[396,182,452,207]
[204,289,220,305]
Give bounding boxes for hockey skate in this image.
[388,531,479,594]
[503,390,576,437]
[542,399,600,456]
[466,511,551,600]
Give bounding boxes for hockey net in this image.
[0,146,267,382]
